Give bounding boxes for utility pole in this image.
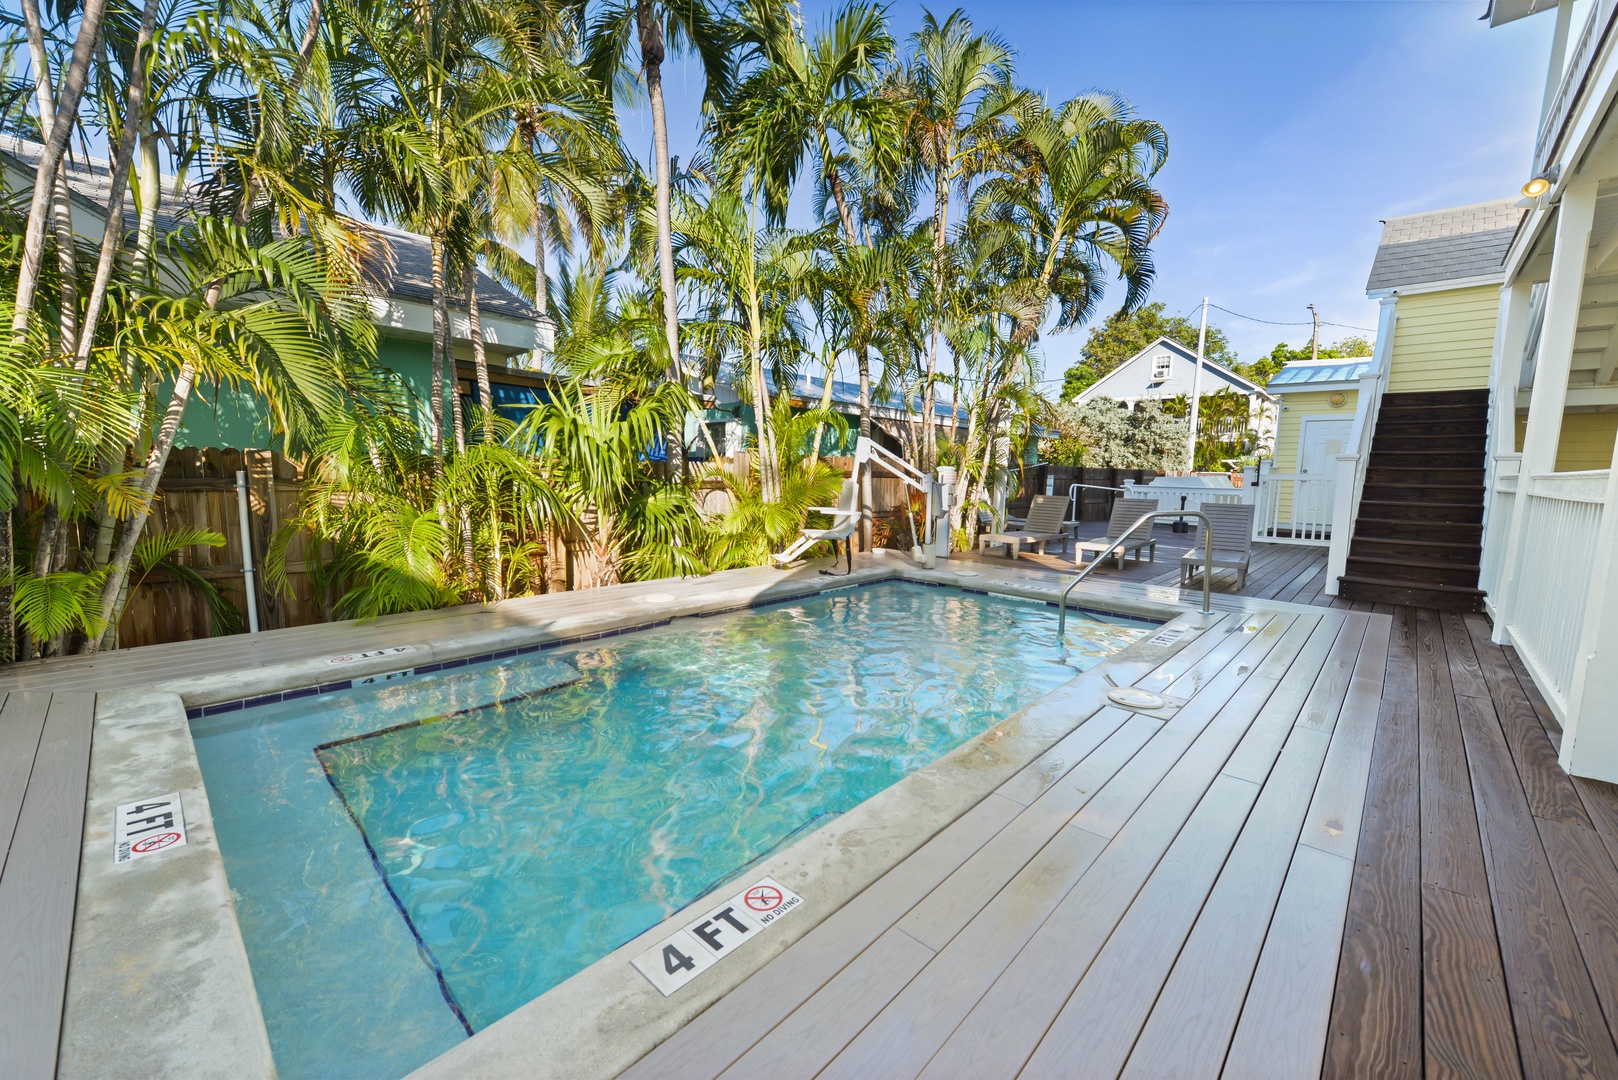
[1186,296,1209,473]
[1308,303,1320,360]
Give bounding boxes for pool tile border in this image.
[182,580,1159,721]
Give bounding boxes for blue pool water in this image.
[191,582,1155,1078]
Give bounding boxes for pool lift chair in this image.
[772,436,956,572]
[774,479,860,576]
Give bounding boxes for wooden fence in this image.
[118,448,321,648]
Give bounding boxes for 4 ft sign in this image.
[114,793,188,865]
[631,877,804,995]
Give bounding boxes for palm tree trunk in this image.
[0,507,12,663]
[923,168,948,472]
[638,0,685,480]
[429,235,447,463]
[467,275,502,600]
[533,194,549,328]
[467,277,493,441]
[76,0,159,366]
[13,0,109,336]
[806,351,836,477]
[857,344,872,550]
[82,359,197,653]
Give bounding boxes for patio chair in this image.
[1180,502,1257,591]
[1074,498,1160,569]
[773,480,859,575]
[977,494,1070,559]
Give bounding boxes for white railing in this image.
[1253,472,1334,546]
[1119,476,1246,518]
[1503,470,1607,717]
[1536,0,1618,172]
[1482,476,1514,608]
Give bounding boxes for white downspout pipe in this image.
[235,469,260,634]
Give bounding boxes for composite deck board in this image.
[1443,615,1618,1077]
[0,692,94,1080]
[1323,606,1422,1080]
[0,691,46,867]
[1416,609,1522,1077]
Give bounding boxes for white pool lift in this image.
[773,436,954,572]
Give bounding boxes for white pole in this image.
[235,469,261,633]
[1186,296,1209,472]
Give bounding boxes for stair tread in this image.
[1337,574,1485,595]
[1352,536,1482,551]
[1347,553,1482,571]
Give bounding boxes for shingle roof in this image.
[1365,198,1523,292]
[0,136,543,322]
[1268,358,1375,388]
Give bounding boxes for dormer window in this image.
[1152,353,1172,381]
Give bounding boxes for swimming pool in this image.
[191,581,1156,1078]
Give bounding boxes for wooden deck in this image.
[624,581,1618,1077]
[7,546,1618,1077]
[967,523,1338,607]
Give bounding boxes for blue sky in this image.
[625,0,1556,387]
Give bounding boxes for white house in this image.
[1071,336,1277,449]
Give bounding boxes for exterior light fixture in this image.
[1522,166,1560,199]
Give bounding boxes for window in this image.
[1152,353,1172,381]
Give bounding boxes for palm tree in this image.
[81,218,376,653]
[581,0,737,476]
[673,188,813,503]
[901,7,1035,469]
[970,92,1168,344]
[719,0,895,245]
[515,379,705,586]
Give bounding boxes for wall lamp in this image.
[1522,166,1561,199]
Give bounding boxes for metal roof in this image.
[1365,198,1523,292]
[1268,358,1375,388]
[0,136,545,323]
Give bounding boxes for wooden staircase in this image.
[1337,388,1488,611]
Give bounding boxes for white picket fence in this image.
[1499,470,1607,716]
[1253,473,1334,546]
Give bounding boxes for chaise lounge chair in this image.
[977,494,1071,558]
[773,479,860,575]
[1180,502,1256,590]
[1074,498,1160,569]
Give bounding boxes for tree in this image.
[1060,301,1234,400]
[902,7,1033,469]
[582,0,737,477]
[1044,399,1188,473]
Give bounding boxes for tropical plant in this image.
[703,395,845,569]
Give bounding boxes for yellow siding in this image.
[1275,389,1358,470]
[1515,411,1618,470]
[1273,388,1357,516]
[1386,286,1499,394]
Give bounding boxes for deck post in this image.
[1482,279,1534,623]
[1492,180,1595,642]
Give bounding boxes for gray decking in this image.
[0,692,96,1078]
[623,606,1390,1079]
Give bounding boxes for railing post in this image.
[1481,281,1534,623]
[1495,181,1596,642]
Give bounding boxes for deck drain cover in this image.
[953,571,981,577]
[1108,688,1167,710]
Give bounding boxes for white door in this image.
[1297,417,1352,529]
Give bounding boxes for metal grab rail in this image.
[1057,510,1214,642]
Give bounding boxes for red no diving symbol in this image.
[131,832,180,854]
[744,885,783,912]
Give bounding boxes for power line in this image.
[1205,303,1375,334]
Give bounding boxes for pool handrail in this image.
[1057,509,1214,641]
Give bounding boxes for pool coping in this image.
[54,555,1218,1079]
